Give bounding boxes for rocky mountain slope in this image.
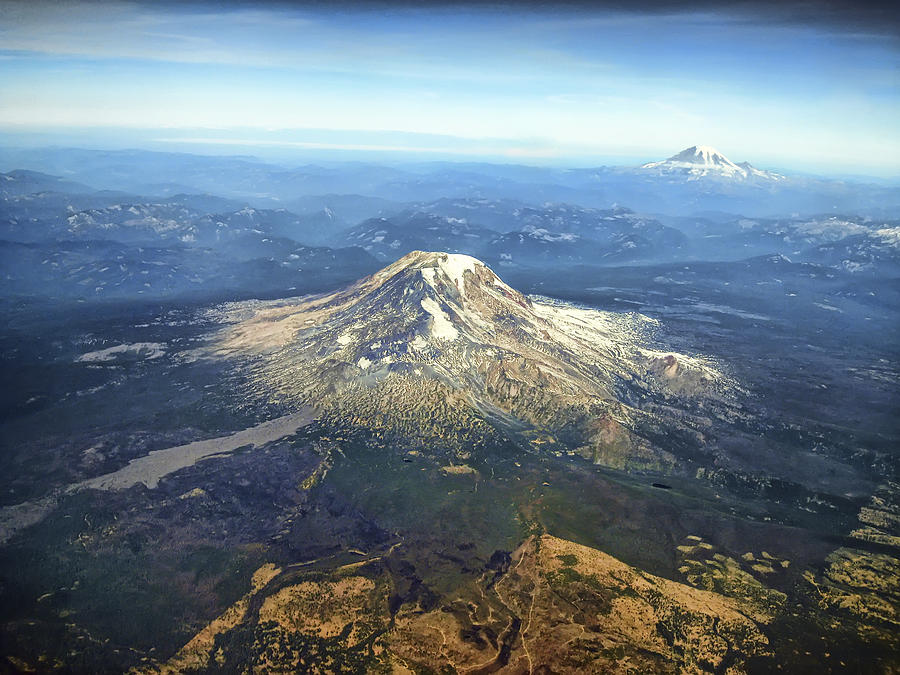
[210,251,736,471]
[149,534,774,674]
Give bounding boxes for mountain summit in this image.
[642,145,780,180]
[211,251,733,470]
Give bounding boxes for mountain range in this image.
[3,145,898,217]
[2,155,898,306]
[1,144,898,673]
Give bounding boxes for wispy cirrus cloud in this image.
[0,0,897,174]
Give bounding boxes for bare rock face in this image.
[645,353,717,397]
[209,251,734,470]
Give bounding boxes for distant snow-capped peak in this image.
[641,145,782,180]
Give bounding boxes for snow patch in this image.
[420,297,459,340]
[874,227,900,248]
[76,342,166,363]
[437,253,481,290]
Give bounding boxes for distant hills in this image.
[2,146,898,217]
[0,147,898,305]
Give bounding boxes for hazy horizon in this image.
[1,0,899,177]
[2,129,899,182]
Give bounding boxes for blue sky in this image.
[1,1,898,175]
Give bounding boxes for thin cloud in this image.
[0,0,896,173]
[152,135,567,159]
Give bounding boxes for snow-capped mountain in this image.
[642,145,782,180]
[211,251,735,470]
